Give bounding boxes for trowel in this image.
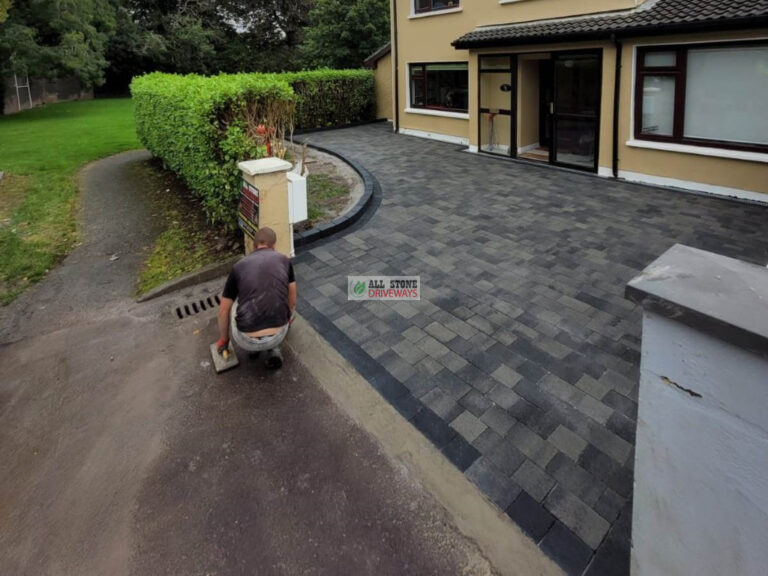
[210,342,239,373]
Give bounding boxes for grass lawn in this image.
[306,173,350,224]
[0,98,139,304]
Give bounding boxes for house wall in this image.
[373,52,393,121]
[394,0,639,142]
[617,29,768,197]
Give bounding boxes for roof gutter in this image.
[451,17,768,50]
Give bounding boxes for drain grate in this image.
[175,294,221,319]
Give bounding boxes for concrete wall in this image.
[633,312,768,576]
[373,52,393,121]
[3,76,93,115]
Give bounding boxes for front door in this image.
[551,52,601,171]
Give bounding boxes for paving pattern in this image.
[293,123,768,576]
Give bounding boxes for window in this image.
[635,43,768,151]
[414,0,459,14]
[409,63,468,112]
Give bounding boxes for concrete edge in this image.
[285,315,564,576]
[136,257,240,303]
[292,140,380,248]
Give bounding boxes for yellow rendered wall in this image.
[373,52,393,120]
[616,30,768,194]
[395,0,638,138]
[518,58,541,149]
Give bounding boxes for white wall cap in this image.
[238,157,293,176]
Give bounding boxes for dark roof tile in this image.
[453,0,768,48]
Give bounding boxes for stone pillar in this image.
[237,158,293,257]
[625,244,768,576]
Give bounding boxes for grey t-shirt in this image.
[223,248,295,332]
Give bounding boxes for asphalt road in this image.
[0,151,494,575]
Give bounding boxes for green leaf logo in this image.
[353,280,366,296]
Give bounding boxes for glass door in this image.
[552,52,601,171]
[479,55,516,157]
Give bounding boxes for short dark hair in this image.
[255,227,277,247]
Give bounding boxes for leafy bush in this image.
[283,69,375,129]
[130,69,374,228]
[131,72,295,227]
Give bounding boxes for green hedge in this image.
[130,69,374,228]
[131,72,295,227]
[283,69,375,130]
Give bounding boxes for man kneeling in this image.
[217,227,296,369]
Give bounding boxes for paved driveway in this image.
[294,123,768,576]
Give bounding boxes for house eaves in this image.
[452,0,768,49]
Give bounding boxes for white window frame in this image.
[404,62,470,120]
[409,0,462,19]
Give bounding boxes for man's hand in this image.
[217,338,230,355]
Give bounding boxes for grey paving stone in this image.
[467,315,495,335]
[602,389,638,420]
[576,394,614,425]
[421,387,463,422]
[465,456,521,510]
[437,349,469,373]
[546,452,606,507]
[544,485,610,550]
[436,369,472,399]
[424,321,458,343]
[471,427,505,454]
[513,459,556,503]
[594,487,626,524]
[459,389,493,417]
[391,339,427,365]
[450,410,488,443]
[480,405,516,436]
[491,363,523,387]
[402,325,428,343]
[416,334,451,359]
[548,425,588,462]
[506,422,558,469]
[488,383,521,410]
[486,439,527,476]
[575,373,613,400]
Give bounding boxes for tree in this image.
[0,0,11,23]
[0,0,117,87]
[300,0,389,69]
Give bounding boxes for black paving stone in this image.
[411,408,457,449]
[541,522,595,576]
[442,435,482,472]
[506,491,556,543]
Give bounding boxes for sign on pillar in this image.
[237,157,295,256]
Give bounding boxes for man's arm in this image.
[217,297,233,350]
[288,281,297,321]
